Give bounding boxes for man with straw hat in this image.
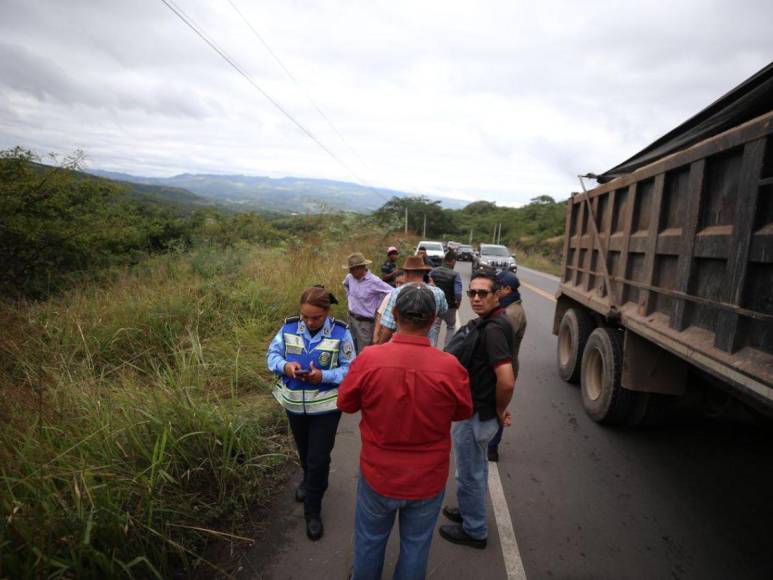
[376,255,448,347]
[343,252,394,354]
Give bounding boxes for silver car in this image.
[473,244,517,273]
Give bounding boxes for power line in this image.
[223,0,397,205]
[159,0,367,189]
[226,0,391,185]
[224,1,351,150]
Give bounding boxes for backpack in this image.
[430,266,458,309]
[444,317,496,368]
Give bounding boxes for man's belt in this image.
[349,312,374,322]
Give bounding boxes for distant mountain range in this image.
[86,170,469,213]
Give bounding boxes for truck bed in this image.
[557,112,773,407]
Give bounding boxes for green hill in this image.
[87,169,469,213]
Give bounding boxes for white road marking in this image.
[489,462,528,579]
[517,266,560,282]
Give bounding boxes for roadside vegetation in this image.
[0,235,414,577]
[0,147,558,577]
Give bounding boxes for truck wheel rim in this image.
[559,325,572,367]
[585,348,603,401]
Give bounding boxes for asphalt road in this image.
[237,263,773,580]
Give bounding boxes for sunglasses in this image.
[466,289,493,298]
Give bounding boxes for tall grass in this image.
[0,230,394,578]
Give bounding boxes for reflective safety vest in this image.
[272,316,349,415]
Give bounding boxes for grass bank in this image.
[0,229,395,578]
[514,235,563,277]
[516,252,562,277]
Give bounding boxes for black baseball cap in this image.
[395,283,435,323]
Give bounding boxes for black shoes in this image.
[295,484,306,503]
[306,516,324,541]
[442,505,463,524]
[439,508,487,549]
[438,524,487,549]
[487,447,499,462]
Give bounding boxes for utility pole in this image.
[422,214,427,237]
[469,228,473,244]
[404,207,408,234]
[497,222,502,244]
[492,223,496,243]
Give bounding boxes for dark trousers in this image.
[286,410,341,517]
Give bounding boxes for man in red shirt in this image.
[338,284,473,579]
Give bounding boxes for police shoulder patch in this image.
[342,340,355,359]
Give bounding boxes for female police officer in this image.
[266,286,355,541]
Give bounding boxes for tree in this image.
[462,200,498,214]
[0,147,197,297]
[373,196,459,238]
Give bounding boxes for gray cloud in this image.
[0,0,771,204]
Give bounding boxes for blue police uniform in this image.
[267,315,355,414]
[266,314,355,523]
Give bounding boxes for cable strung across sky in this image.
[222,0,392,203]
[158,0,385,199]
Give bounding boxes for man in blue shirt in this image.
[377,256,448,347]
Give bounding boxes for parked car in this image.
[446,241,461,254]
[415,240,444,267]
[456,244,474,261]
[473,244,517,273]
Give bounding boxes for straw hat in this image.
[343,252,373,269]
[402,255,432,271]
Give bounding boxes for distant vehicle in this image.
[473,244,517,273]
[446,241,461,253]
[416,241,444,267]
[553,63,773,426]
[456,244,474,261]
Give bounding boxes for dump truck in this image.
[553,62,773,425]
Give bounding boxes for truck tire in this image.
[581,327,638,425]
[557,307,594,383]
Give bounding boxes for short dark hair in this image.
[470,271,500,292]
[444,250,457,262]
[418,246,427,251]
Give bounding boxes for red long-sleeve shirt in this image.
[337,334,473,499]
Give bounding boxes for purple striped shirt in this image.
[343,271,394,319]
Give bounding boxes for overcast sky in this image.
[1,0,771,206]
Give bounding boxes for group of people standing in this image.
[266,245,526,579]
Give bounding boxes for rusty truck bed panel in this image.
[558,112,773,397]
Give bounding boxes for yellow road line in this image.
[520,280,557,303]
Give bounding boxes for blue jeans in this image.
[352,474,445,580]
[488,425,503,451]
[451,413,499,539]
